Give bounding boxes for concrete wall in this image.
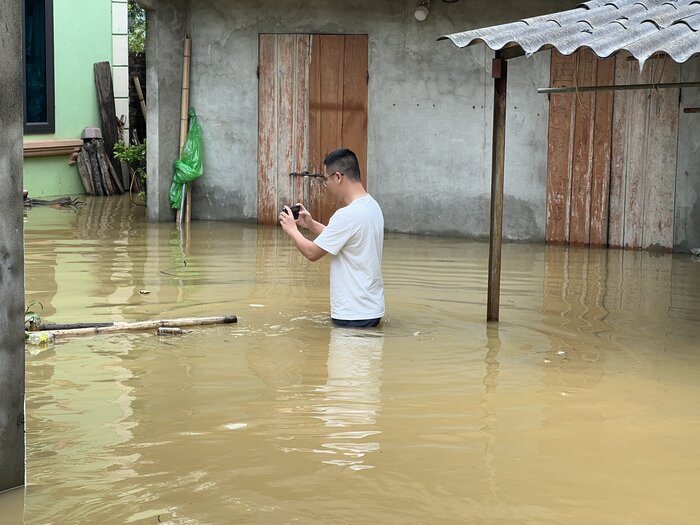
[0,0,26,492]
[675,56,700,252]
[147,0,578,241]
[145,0,187,221]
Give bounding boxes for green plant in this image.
[115,139,147,203]
[128,0,146,53]
[25,301,43,332]
[114,139,146,171]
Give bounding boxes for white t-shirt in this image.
[314,194,385,320]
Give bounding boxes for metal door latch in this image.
[289,171,323,178]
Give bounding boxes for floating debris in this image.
[24,196,84,208]
[157,327,187,336]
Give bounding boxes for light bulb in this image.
[414,1,430,21]
[414,6,429,21]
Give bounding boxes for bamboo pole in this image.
[133,76,147,119]
[176,34,192,224]
[46,315,237,338]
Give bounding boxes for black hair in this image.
[323,148,361,182]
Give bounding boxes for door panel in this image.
[612,53,679,250]
[309,34,368,225]
[258,33,368,225]
[257,34,310,225]
[546,50,678,250]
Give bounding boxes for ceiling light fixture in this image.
[414,0,430,22]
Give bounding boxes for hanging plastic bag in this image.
[170,108,203,209]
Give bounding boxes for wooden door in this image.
[257,34,310,225]
[546,50,680,251]
[609,52,679,250]
[546,49,615,247]
[257,34,368,225]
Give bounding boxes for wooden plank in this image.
[293,35,310,207]
[85,141,105,196]
[319,35,345,225]
[642,57,680,250]
[307,34,368,224]
[276,35,296,217]
[76,147,95,195]
[93,62,122,179]
[589,56,615,247]
[96,140,116,195]
[101,143,125,194]
[569,49,597,245]
[546,50,576,244]
[257,34,277,224]
[308,34,324,219]
[609,52,631,248]
[341,35,369,188]
[623,62,652,249]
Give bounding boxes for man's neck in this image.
[343,184,368,205]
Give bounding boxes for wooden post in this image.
[487,51,507,322]
[176,34,192,224]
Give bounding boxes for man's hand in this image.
[295,203,313,229]
[279,205,298,234]
[279,204,327,261]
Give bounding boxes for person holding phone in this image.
[279,148,384,328]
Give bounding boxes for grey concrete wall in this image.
[0,0,26,492]
[675,56,700,253]
[148,0,578,242]
[146,0,188,222]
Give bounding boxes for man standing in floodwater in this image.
[279,148,385,328]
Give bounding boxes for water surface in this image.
[2,196,700,524]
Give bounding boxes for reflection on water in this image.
[2,196,700,524]
[304,330,382,470]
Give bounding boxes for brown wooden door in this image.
[546,49,680,250]
[257,34,368,225]
[546,49,615,247]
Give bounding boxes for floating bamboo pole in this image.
[46,315,237,338]
[177,34,192,224]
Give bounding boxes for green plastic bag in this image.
[170,108,203,209]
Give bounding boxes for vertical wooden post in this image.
[487,51,507,322]
[176,34,191,224]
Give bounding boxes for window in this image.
[23,0,54,134]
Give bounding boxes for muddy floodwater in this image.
[2,196,700,524]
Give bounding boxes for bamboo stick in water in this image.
[46,315,237,338]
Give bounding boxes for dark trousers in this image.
[331,317,382,328]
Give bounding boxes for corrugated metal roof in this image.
[440,0,700,67]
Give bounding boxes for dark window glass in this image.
[23,0,54,134]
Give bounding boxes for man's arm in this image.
[305,219,325,236]
[286,229,327,261]
[295,204,325,236]
[280,206,328,261]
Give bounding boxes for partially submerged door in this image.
[546,49,680,250]
[257,34,368,225]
